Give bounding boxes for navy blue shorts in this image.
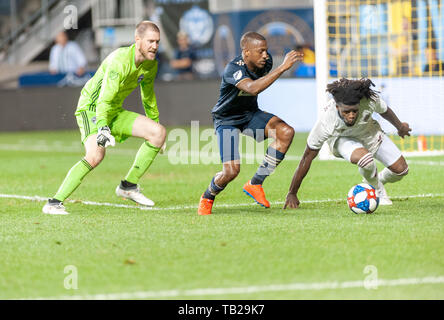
[215,110,275,163]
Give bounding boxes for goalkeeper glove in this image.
[97,126,115,148]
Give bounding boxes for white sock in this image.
[357,153,378,187]
[379,167,409,184]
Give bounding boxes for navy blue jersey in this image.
[212,54,273,127]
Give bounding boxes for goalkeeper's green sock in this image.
[125,141,161,184]
[53,159,93,202]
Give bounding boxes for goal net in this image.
[315,0,444,157]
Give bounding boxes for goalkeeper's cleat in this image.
[242,180,270,208]
[115,184,154,206]
[376,181,393,206]
[198,195,214,215]
[42,200,69,215]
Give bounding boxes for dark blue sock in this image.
[251,147,286,185]
[203,176,225,200]
[203,189,215,200]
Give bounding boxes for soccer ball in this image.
[347,183,379,214]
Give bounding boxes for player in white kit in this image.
[284,78,411,209]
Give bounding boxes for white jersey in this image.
[307,96,388,156]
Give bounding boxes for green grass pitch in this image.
[0,129,443,299]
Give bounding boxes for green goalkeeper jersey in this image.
[76,44,159,128]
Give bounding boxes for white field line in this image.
[0,143,301,161]
[3,142,444,164]
[407,160,444,166]
[402,150,444,157]
[27,275,444,300]
[1,192,443,212]
[0,144,82,153]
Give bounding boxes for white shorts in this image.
[334,134,402,167]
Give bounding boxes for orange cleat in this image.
[198,195,214,215]
[242,180,270,208]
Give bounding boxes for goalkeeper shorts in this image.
[75,109,139,145]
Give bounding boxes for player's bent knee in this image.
[350,148,370,164]
[157,124,167,140]
[357,153,375,169]
[153,123,166,141]
[285,125,295,138]
[402,166,409,176]
[395,165,409,176]
[145,123,166,147]
[389,157,409,176]
[278,125,295,143]
[84,154,104,168]
[225,170,239,181]
[223,164,240,180]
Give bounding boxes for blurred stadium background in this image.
[0,0,442,155]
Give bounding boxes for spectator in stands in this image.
[394,17,411,76]
[169,31,196,80]
[293,44,316,78]
[424,44,444,74]
[49,31,87,76]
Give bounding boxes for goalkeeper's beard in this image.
[140,48,157,61]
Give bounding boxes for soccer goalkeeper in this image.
[42,21,166,215]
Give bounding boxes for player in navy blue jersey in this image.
[198,31,303,215]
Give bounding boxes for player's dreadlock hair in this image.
[326,78,379,105]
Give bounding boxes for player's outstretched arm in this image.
[380,107,412,138]
[236,50,303,96]
[284,145,319,209]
